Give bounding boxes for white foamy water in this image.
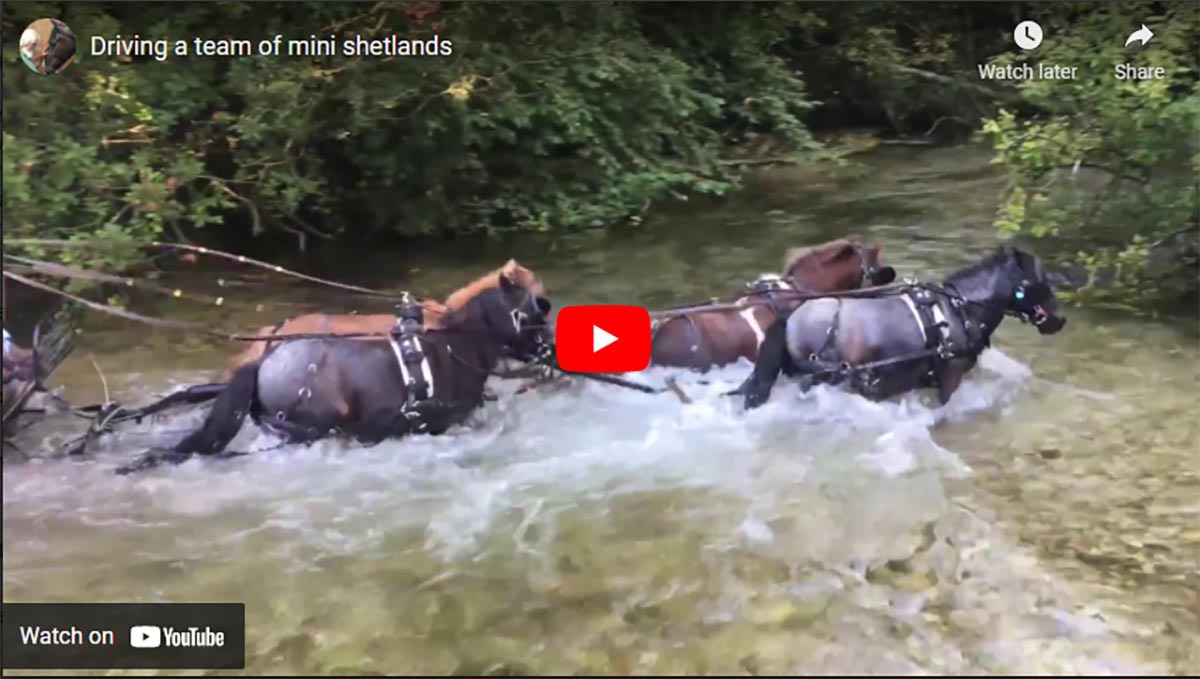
[3,347,1173,675]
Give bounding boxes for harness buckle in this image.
[393,292,425,337]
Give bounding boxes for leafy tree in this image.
[981,2,1199,310]
[2,2,820,269]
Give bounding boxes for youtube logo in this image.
[555,305,651,373]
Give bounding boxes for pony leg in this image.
[737,320,789,410]
[342,411,414,446]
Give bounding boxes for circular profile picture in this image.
[20,18,76,75]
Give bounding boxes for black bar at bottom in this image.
[2,603,245,669]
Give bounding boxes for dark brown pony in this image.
[224,259,545,378]
[649,235,894,371]
[119,267,554,472]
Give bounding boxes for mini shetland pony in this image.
[739,246,1067,409]
[224,259,545,377]
[118,269,553,473]
[650,235,895,370]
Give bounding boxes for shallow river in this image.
[4,144,1198,675]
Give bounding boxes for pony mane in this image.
[946,247,1018,286]
[443,259,543,312]
[782,235,865,273]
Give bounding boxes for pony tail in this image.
[173,361,259,456]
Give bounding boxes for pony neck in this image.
[440,289,509,369]
[944,257,1014,338]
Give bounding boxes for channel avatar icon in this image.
[20,18,77,75]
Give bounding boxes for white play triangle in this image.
[593,325,618,352]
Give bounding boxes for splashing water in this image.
[0,347,1176,675]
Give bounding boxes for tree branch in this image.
[849,59,1026,105]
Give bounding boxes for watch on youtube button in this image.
[555,305,651,373]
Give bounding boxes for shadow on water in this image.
[4,144,1198,675]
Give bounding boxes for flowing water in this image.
[4,143,1198,676]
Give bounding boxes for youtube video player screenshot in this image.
[2,1,1197,675]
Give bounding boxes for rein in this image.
[7,238,403,301]
[648,279,1029,323]
[3,270,431,343]
[3,254,285,311]
[647,282,909,319]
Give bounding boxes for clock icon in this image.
[1014,21,1044,50]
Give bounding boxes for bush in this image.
[2,2,821,269]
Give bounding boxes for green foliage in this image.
[4,1,1197,317]
[792,3,1020,134]
[2,2,822,267]
[982,2,1199,309]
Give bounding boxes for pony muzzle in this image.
[1032,305,1066,334]
[869,266,897,286]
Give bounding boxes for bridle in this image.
[851,241,884,287]
[1012,279,1054,327]
[506,292,554,362]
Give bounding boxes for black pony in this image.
[739,246,1067,408]
[119,272,553,473]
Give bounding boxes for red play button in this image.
[555,305,651,373]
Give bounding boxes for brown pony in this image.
[224,259,545,378]
[649,235,894,371]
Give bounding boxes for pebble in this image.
[1038,447,1063,460]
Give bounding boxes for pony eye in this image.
[1015,290,1026,300]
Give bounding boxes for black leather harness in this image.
[798,283,992,394]
[389,293,435,427]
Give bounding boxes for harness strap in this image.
[901,289,952,352]
[388,334,435,404]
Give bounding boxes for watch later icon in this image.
[1014,21,1044,50]
[1125,24,1153,47]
